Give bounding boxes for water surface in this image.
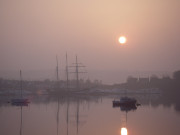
[0,95,180,135]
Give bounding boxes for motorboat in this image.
[113,97,137,107]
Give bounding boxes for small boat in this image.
[120,97,137,105]
[113,97,137,107]
[11,99,30,106]
[11,98,30,103]
[11,70,30,106]
[11,96,30,106]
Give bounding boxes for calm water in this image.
[0,94,180,135]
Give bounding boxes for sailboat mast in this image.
[56,55,59,81]
[20,70,22,98]
[69,55,86,90]
[75,55,79,89]
[66,53,69,89]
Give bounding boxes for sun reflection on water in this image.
[121,127,128,135]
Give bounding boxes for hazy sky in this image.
[0,0,180,83]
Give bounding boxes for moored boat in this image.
[113,97,137,107]
[11,98,30,103]
[11,70,30,106]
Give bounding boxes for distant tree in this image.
[173,70,180,80]
[85,78,92,88]
[150,75,159,79]
[150,75,159,83]
[85,78,91,84]
[127,76,138,84]
[162,75,171,80]
[44,79,50,83]
[93,79,99,85]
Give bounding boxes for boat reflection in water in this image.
[113,97,140,112]
[11,101,29,135]
[113,97,140,135]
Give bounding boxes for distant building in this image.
[138,77,149,83]
[127,77,138,84]
[150,75,159,83]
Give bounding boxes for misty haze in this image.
[0,1,180,135]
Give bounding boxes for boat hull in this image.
[113,97,137,107]
[11,98,30,106]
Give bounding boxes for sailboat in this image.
[11,70,30,106]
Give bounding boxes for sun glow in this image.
[118,36,127,44]
[121,127,128,135]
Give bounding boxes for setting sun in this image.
[119,36,127,44]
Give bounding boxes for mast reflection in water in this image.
[12,102,29,135]
[1,95,180,135]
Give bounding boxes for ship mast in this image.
[66,52,69,89]
[20,70,22,98]
[75,55,79,89]
[56,55,59,81]
[69,55,86,89]
[74,55,86,89]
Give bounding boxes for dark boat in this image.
[113,97,137,107]
[11,98,30,104]
[11,70,30,106]
[11,99,29,106]
[119,103,137,112]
